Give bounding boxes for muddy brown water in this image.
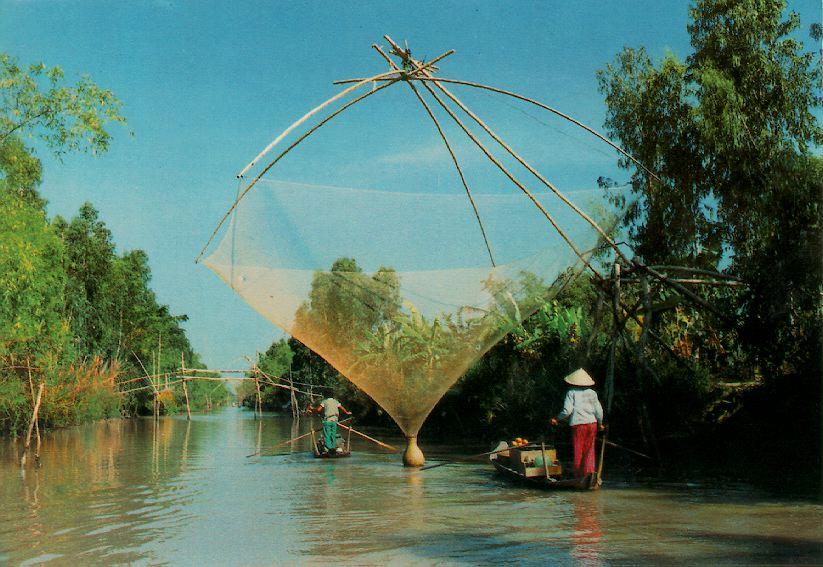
[1,407,821,565]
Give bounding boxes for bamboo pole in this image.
[20,382,44,467]
[254,375,262,419]
[619,277,745,287]
[197,51,455,264]
[419,443,543,471]
[384,34,631,266]
[334,422,397,451]
[333,74,662,185]
[606,263,620,413]
[648,265,746,282]
[181,352,191,420]
[372,43,496,267]
[637,264,735,324]
[25,356,41,465]
[130,350,159,395]
[288,369,298,420]
[236,51,455,178]
[541,442,550,480]
[394,44,733,331]
[179,368,249,373]
[378,41,597,276]
[595,430,607,487]
[246,417,353,457]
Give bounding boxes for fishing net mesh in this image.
[205,178,622,437]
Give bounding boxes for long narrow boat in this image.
[489,442,601,490]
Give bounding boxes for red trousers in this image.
[571,422,598,478]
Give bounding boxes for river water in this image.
[1,408,821,565]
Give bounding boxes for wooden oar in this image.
[334,422,397,452]
[420,444,541,471]
[594,431,607,487]
[245,417,353,458]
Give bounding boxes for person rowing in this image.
[308,397,352,454]
[550,368,605,481]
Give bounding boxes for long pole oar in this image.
[420,444,542,471]
[246,417,353,458]
[595,430,607,487]
[334,422,397,452]
[604,439,653,460]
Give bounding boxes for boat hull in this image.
[490,447,600,491]
[313,450,351,459]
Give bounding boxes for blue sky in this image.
[2,1,819,370]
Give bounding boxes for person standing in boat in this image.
[310,397,352,453]
[550,368,605,479]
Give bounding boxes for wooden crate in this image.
[510,448,562,477]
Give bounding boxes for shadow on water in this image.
[0,408,821,565]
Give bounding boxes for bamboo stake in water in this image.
[20,382,44,467]
[181,351,191,420]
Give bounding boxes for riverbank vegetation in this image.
[0,54,228,435]
[241,0,821,489]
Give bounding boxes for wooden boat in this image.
[489,442,601,491]
[311,425,351,459]
[313,445,351,458]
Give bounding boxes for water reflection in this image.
[0,409,821,565]
[571,495,602,565]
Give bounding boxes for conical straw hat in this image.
[564,368,595,387]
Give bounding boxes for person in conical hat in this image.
[551,368,605,480]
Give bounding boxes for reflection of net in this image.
[205,180,613,437]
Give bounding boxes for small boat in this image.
[310,427,351,459]
[489,442,601,490]
[313,440,351,458]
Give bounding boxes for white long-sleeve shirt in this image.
[556,388,603,426]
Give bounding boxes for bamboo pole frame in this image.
[202,35,743,335]
[197,50,456,264]
[236,50,455,178]
[332,75,661,185]
[188,37,747,462]
[371,44,496,267]
[383,35,630,267]
[375,40,599,276]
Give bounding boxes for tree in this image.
[596,0,821,371]
[0,54,126,160]
[53,203,116,357]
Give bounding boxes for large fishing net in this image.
[204,179,622,438]
[200,43,635,446]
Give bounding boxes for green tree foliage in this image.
[0,54,126,158]
[0,53,224,432]
[596,0,821,371]
[237,338,296,409]
[592,0,821,480]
